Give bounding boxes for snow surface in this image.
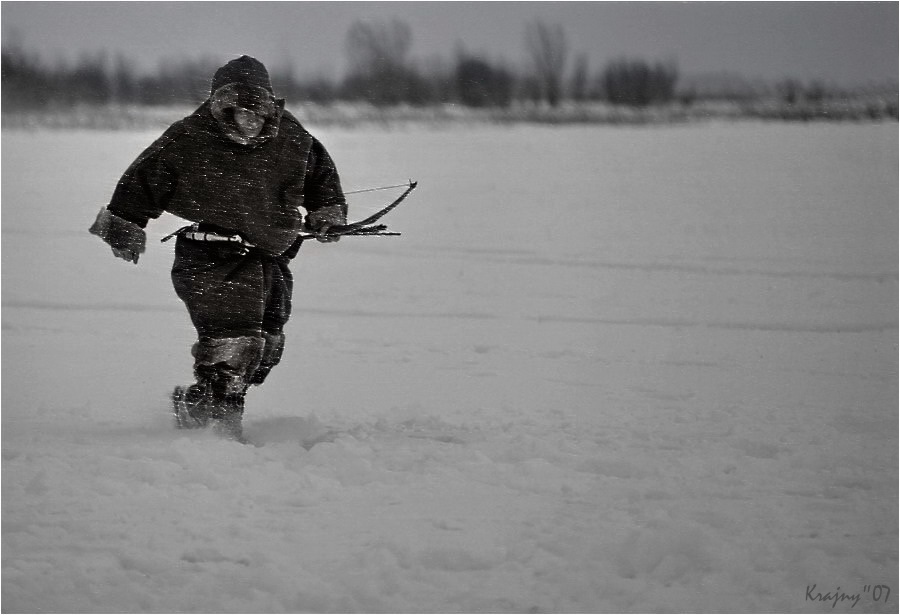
[2,122,897,613]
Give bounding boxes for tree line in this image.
[0,18,879,112]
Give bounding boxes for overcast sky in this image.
[2,1,897,86]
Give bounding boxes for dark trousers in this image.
[171,237,293,338]
[171,237,293,388]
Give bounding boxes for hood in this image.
[208,56,283,145]
[211,55,274,96]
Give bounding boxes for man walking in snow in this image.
[90,55,347,441]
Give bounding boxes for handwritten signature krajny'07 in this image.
[806,584,891,609]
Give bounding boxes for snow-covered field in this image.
[2,121,897,613]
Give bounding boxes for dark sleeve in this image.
[107,127,180,228]
[303,138,347,218]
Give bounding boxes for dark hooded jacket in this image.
[107,56,346,256]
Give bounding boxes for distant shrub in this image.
[454,54,514,108]
[601,58,678,107]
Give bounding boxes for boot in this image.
[173,385,248,442]
[177,336,262,441]
[209,394,247,442]
[172,382,215,429]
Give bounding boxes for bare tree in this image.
[268,57,301,101]
[422,53,456,104]
[108,53,134,104]
[525,20,568,107]
[345,19,412,76]
[569,52,589,103]
[343,19,429,105]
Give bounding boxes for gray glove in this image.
[304,205,346,243]
[89,208,146,264]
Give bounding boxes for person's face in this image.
[233,108,265,138]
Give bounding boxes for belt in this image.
[162,224,255,248]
